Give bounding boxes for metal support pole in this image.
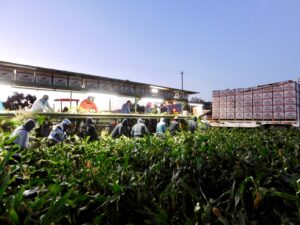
[70,90,72,110]
[135,97,138,113]
[109,98,111,112]
[181,71,184,91]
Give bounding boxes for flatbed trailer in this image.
[209,120,298,128]
[211,80,300,128]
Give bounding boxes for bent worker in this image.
[169,117,180,136]
[79,96,98,113]
[78,117,99,142]
[156,117,166,136]
[47,118,72,146]
[9,119,36,149]
[30,95,54,112]
[187,116,198,133]
[131,118,149,138]
[111,119,129,138]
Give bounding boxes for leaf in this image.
[9,209,19,225]
[23,187,40,198]
[13,188,24,209]
[253,191,261,209]
[234,189,241,208]
[0,169,10,201]
[40,190,72,225]
[260,187,300,203]
[180,179,200,201]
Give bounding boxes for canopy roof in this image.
[0,61,198,100]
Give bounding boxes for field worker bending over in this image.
[131,118,149,138]
[47,118,72,146]
[188,116,198,133]
[79,96,98,113]
[78,117,99,142]
[156,117,166,136]
[10,119,36,149]
[30,95,54,112]
[169,117,180,136]
[111,119,129,138]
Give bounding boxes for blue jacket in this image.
[121,103,131,114]
[9,119,36,148]
[156,118,166,135]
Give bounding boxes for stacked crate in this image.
[262,86,273,120]
[219,90,227,119]
[243,88,253,119]
[212,90,220,119]
[284,81,297,119]
[212,80,298,122]
[272,83,284,119]
[226,90,235,119]
[235,88,244,119]
[253,87,263,119]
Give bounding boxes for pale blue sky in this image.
[0,0,299,100]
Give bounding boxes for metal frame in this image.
[0,112,188,120]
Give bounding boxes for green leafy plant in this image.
[0,125,299,224]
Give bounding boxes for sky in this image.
[0,0,299,101]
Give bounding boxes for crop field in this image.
[1,126,300,224]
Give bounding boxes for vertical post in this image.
[135,97,138,113]
[109,98,111,112]
[181,71,184,91]
[297,78,300,128]
[70,90,72,110]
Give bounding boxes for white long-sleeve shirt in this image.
[30,98,53,112]
[47,123,67,143]
[10,126,30,149]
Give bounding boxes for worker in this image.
[47,118,72,146]
[144,102,152,114]
[121,100,132,114]
[160,103,169,114]
[0,101,4,111]
[187,116,198,133]
[169,117,180,136]
[110,119,129,138]
[156,117,166,136]
[131,118,149,138]
[30,95,54,112]
[78,117,99,142]
[9,119,36,149]
[79,96,98,113]
[62,106,69,112]
[199,116,210,130]
[35,118,52,137]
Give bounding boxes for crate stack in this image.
[212,90,220,119]
[243,88,253,119]
[253,87,263,119]
[262,86,273,120]
[226,90,235,119]
[284,81,297,120]
[219,90,227,119]
[272,83,284,119]
[235,88,244,119]
[212,80,298,122]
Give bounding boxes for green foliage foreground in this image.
[1,128,300,224]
